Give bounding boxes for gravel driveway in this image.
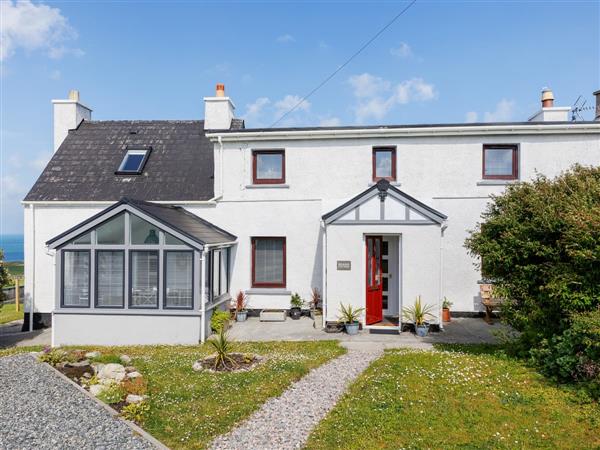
[0,354,155,450]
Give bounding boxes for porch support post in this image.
[321,222,327,328]
[200,250,207,343]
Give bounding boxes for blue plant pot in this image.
[236,311,248,322]
[416,324,429,337]
[345,322,360,335]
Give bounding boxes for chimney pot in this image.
[541,87,554,108]
[593,89,600,121]
[216,83,225,97]
[68,89,80,102]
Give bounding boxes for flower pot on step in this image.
[290,307,302,320]
[236,311,248,322]
[416,324,429,337]
[442,308,451,323]
[345,321,360,335]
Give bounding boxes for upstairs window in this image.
[117,148,151,174]
[482,145,519,180]
[373,147,396,181]
[253,150,285,184]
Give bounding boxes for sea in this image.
[0,234,24,262]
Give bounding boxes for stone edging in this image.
[32,354,169,450]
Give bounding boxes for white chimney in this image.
[204,83,235,129]
[528,87,570,122]
[593,89,600,121]
[52,90,92,152]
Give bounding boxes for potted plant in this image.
[235,291,249,322]
[338,303,364,335]
[310,287,322,328]
[402,295,435,337]
[290,293,303,320]
[442,297,453,323]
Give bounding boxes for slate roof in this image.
[25,120,216,202]
[46,197,236,248]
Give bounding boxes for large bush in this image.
[465,165,600,345]
[0,250,10,302]
[530,309,600,398]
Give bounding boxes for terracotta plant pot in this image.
[442,308,451,322]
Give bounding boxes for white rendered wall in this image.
[324,224,442,324]
[52,313,201,346]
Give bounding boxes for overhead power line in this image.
[269,0,418,128]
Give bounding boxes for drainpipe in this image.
[439,222,447,330]
[207,136,224,202]
[200,250,207,343]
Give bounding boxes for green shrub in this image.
[97,382,126,404]
[211,309,230,333]
[38,347,68,366]
[121,401,150,423]
[465,165,600,348]
[530,309,600,398]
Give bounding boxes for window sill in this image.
[368,181,401,187]
[246,288,291,295]
[476,180,519,186]
[245,184,289,189]
[53,309,201,317]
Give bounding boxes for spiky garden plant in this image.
[338,303,364,324]
[402,295,435,326]
[209,328,237,370]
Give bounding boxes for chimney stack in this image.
[204,83,235,129]
[52,90,92,152]
[528,87,570,122]
[594,90,600,121]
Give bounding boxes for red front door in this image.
[365,236,383,325]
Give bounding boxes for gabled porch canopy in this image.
[47,197,236,250]
[322,179,447,226]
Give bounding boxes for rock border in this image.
[35,354,168,450]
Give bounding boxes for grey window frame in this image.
[94,249,125,309]
[61,250,91,308]
[129,250,160,310]
[209,247,230,301]
[116,147,152,175]
[163,250,195,310]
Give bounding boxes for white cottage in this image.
[22,85,600,345]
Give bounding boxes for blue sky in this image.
[1,0,599,234]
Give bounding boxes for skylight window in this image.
[117,148,151,174]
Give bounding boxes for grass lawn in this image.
[306,345,600,450]
[0,302,24,324]
[2,341,344,449]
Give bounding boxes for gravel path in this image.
[0,354,155,450]
[210,348,382,450]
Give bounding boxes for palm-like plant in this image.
[235,291,248,313]
[338,303,364,324]
[209,328,237,370]
[402,295,435,326]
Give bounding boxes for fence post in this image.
[15,278,20,312]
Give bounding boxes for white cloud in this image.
[50,69,61,80]
[30,152,52,171]
[319,116,342,127]
[465,111,478,123]
[318,41,329,50]
[274,95,310,117]
[243,97,270,125]
[348,73,391,99]
[483,99,515,122]
[390,42,412,58]
[242,94,312,127]
[276,34,295,43]
[0,0,81,61]
[348,73,436,123]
